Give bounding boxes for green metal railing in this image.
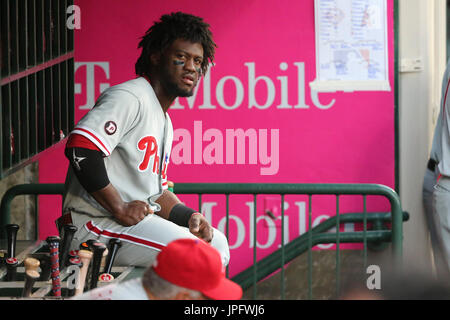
[0,182,407,299]
[172,183,406,299]
[0,183,64,240]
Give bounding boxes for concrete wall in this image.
[398,0,447,272]
[0,163,38,240]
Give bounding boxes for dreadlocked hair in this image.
[135,12,216,77]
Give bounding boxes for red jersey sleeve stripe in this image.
[71,127,112,156]
[66,133,101,151]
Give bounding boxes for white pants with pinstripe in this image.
[69,211,230,267]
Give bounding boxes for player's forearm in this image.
[154,189,182,219]
[90,183,126,217]
[90,184,151,226]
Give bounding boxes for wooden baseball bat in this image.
[46,236,62,297]
[22,270,40,297]
[5,257,18,281]
[100,247,109,271]
[5,224,19,258]
[39,254,51,281]
[103,238,122,274]
[83,240,96,288]
[74,249,92,296]
[29,252,51,281]
[0,249,7,266]
[66,257,83,297]
[22,257,41,297]
[89,242,107,290]
[60,224,78,269]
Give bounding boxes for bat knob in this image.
[24,257,40,272]
[79,242,90,251]
[5,224,19,232]
[69,257,83,267]
[78,249,93,260]
[86,239,97,251]
[69,250,79,259]
[109,238,122,247]
[98,273,114,282]
[92,242,107,256]
[63,224,78,233]
[46,236,61,245]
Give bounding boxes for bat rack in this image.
[0,240,136,299]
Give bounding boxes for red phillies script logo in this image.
[104,121,117,135]
[138,136,158,172]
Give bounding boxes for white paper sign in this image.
[311,0,390,92]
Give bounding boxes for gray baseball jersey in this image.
[432,60,450,271]
[63,77,173,216]
[62,77,230,268]
[422,61,450,276]
[437,59,450,177]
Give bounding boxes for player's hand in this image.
[114,200,153,226]
[188,213,213,243]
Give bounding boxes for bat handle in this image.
[46,236,61,297]
[67,257,83,297]
[89,243,106,290]
[103,238,122,274]
[5,257,18,281]
[75,250,92,296]
[5,224,19,258]
[60,224,78,269]
[39,254,52,281]
[22,270,40,297]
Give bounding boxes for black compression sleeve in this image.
[65,147,110,193]
[168,203,197,227]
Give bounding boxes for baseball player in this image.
[432,58,450,272]
[73,238,243,300]
[60,12,230,267]
[423,61,449,277]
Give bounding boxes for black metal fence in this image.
[1,0,75,179]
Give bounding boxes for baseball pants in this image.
[432,175,450,272]
[423,166,449,276]
[68,210,230,267]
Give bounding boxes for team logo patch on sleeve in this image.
[104,121,117,135]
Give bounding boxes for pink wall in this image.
[39,0,395,276]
